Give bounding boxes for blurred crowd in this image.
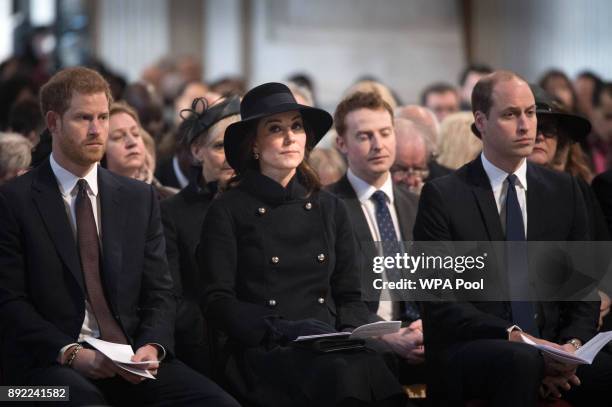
[1,52,611,195]
[2,45,612,406]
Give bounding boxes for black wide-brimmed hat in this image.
[224,82,333,170]
[471,84,591,141]
[180,95,241,146]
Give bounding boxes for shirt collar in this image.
[480,152,527,191]
[346,168,395,204]
[49,153,99,197]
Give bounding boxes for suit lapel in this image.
[333,176,373,243]
[98,169,124,310]
[393,185,416,241]
[32,160,85,292]
[525,163,546,240]
[467,158,505,241]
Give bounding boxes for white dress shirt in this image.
[51,155,166,361]
[346,169,402,241]
[481,153,528,237]
[346,169,401,321]
[50,154,102,344]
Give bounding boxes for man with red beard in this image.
[0,67,238,406]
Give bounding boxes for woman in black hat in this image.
[525,85,607,239]
[160,96,240,375]
[527,85,612,340]
[197,83,406,406]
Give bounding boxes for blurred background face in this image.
[575,76,596,116]
[461,71,488,105]
[544,75,575,111]
[391,119,429,194]
[254,110,306,178]
[391,144,428,193]
[107,112,145,177]
[528,115,559,165]
[595,91,612,141]
[425,91,459,122]
[191,115,237,185]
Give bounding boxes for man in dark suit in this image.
[0,67,238,406]
[327,91,424,366]
[414,70,609,406]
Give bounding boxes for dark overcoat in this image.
[198,169,404,407]
[161,178,216,374]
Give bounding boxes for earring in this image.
[253,152,260,160]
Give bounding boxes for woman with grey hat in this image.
[197,82,407,406]
[160,95,241,375]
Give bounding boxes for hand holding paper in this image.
[85,337,157,380]
[520,331,612,365]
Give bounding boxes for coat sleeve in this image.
[414,181,512,342]
[0,188,75,366]
[160,200,184,298]
[133,185,177,353]
[558,176,599,344]
[592,172,612,238]
[198,199,277,347]
[330,198,371,330]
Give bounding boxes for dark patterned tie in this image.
[505,174,538,336]
[371,190,420,321]
[75,179,128,344]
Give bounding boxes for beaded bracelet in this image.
[66,344,83,367]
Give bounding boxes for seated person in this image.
[198,82,409,407]
[161,95,240,374]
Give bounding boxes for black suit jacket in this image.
[0,160,176,384]
[327,174,419,321]
[413,157,598,348]
[592,170,612,238]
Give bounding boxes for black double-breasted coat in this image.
[197,170,404,406]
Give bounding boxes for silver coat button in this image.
[304,202,312,210]
[317,253,325,262]
[257,207,266,215]
[317,297,325,304]
[271,256,280,264]
[268,299,277,307]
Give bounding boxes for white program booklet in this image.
[520,331,612,365]
[85,337,157,379]
[294,320,402,342]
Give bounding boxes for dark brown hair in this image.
[334,91,394,137]
[40,66,113,117]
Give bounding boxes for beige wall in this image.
[471,0,612,81]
